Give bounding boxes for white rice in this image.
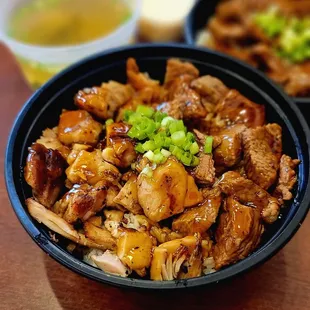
[203,256,216,275]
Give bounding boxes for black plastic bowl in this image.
[5,44,310,289]
[184,0,310,108]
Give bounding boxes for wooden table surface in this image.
[0,43,309,310]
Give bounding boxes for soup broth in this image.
[7,0,131,46]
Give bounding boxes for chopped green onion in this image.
[124,110,134,121]
[122,105,201,167]
[144,150,154,161]
[153,132,165,148]
[204,136,213,154]
[171,131,186,146]
[141,166,153,177]
[154,111,167,123]
[142,140,156,151]
[186,132,195,143]
[128,127,147,140]
[136,105,154,118]
[183,140,192,151]
[181,152,193,166]
[128,112,143,125]
[169,120,185,134]
[135,143,145,153]
[105,119,114,126]
[161,116,175,127]
[190,142,199,155]
[153,153,166,164]
[163,137,172,148]
[191,156,200,166]
[161,149,171,157]
[169,145,183,160]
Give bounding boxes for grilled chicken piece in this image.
[121,213,156,231]
[164,58,199,87]
[192,154,215,186]
[242,125,280,190]
[117,229,154,272]
[36,127,70,160]
[213,197,264,269]
[75,81,133,119]
[26,199,111,250]
[126,58,162,100]
[52,183,107,224]
[274,155,300,203]
[150,226,183,244]
[67,144,92,165]
[150,235,202,281]
[113,174,143,214]
[24,143,66,208]
[58,110,102,146]
[137,157,188,222]
[213,125,246,168]
[84,222,116,249]
[103,209,124,238]
[184,175,203,207]
[87,216,102,227]
[105,185,122,209]
[66,149,120,186]
[172,187,222,235]
[88,250,129,277]
[103,122,137,168]
[210,89,265,134]
[104,209,124,222]
[217,171,280,223]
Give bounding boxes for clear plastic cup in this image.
[0,0,141,89]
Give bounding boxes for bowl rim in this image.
[5,43,310,289]
[184,0,310,104]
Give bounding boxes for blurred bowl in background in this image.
[184,0,310,112]
[0,0,141,89]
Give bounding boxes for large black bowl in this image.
[184,0,310,112]
[5,44,310,289]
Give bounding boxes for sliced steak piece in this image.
[172,187,222,235]
[210,89,265,134]
[265,123,282,161]
[164,58,199,87]
[157,82,206,120]
[274,155,300,203]
[192,154,215,186]
[190,75,229,105]
[213,124,246,168]
[242,125,279,190]
[217,171,280,224]
[193,129,222,152]
[213,196,264,269]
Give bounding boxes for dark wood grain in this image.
[0,43,309,310]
